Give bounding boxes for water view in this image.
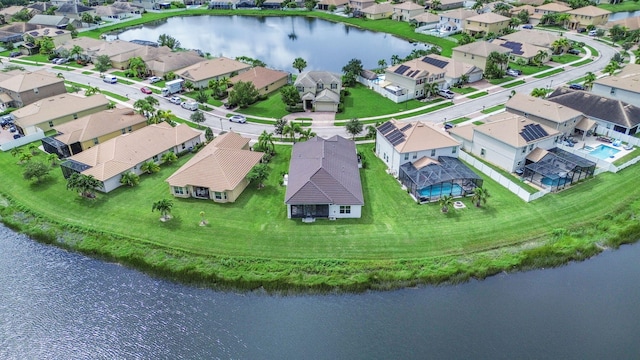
[1,224,639,359]
[114,15,431,74]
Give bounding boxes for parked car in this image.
[9,51,21,58]
[50,58,60,64]
[577,27,586,33]
[506,69,520,77]
[0,115,13,127]
[54,58,68,64]
[567,48,581,55]
[181,101,198,111]
[438,89,455,99]
[148,76,162,83]
[229,115,247,124]
[12,133,22,139]
[588,30,598,36]
[444,122,454,130]
[140,87,152,94]
[169,95,182,104]
[569,84,585,90]
[522,24,533,29]
[9,125,17,133]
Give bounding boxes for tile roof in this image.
[498,30,561,49]
[535,2,571,12]
[14,94,110,128]
[505,92,582,123]
[362,2,394,14]
[387,56,447,79]
[439,8,477,20]
[177,57,251,83]
[146,50,203,74]
[566,5,610,16]
[0,69,63,93]
[166,132,263,192]
[491,38,549,58]
[285,136,364,205]
[69,123,203,181]
[394,1,424,10]
[411,12,440,23]
[53,108,146,145]
[453,40,512,57]
[229,66,289,90]
[377,119,460,153]
[473,113,560,147]
[467,12,510,23]
[547,87,640,128]
[605,15,640,31]
[593,64,640,93]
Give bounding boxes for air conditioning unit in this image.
[329,217,336,221]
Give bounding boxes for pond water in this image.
[607,10,640,22]
[113,15,431,74]
[2,224,640,358]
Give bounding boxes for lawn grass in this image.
[585,45,599,58]
[236,93,288,119]
[570,59,593,67]
[482,104,505,114]
[472,120,484,125]
[614,147,640,166]
[3,142,640,291]
[599,1,640,12]
[551,54,582,64]
[466,153,538,194]
[509,63,552,76]
[488,77,512,85]
[450,117,469,124]
[467,92,488,99]
[502,80,525,88]
[450,87,478,94]
[336,84,424,120]
[533,68,564,78]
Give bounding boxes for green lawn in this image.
[534,68,564,78]
[482,104,505,114]
[3,142,640,290]
[450,117,469,124]
[450,87,478,94]
[551,54,581,64]
[336,84,425,120]
[467,92,488,99]
[488,77,512,85]
[571,59,593,67]
[510,63,552,76]
[236,93,288,119]
[599,1,640,12]
[502,80,525,88]
[472,120,484,125]
[585,45,599,58]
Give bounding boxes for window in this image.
[331,83,338,89]
[480,148,486,156]
[529,144,534,151]
[431,149,436,157]
[182,143,186,149]
[451,147,456,154]
[33,88,39,94]
[153,154,159,162]
[404,153,409,160]
[317,83,324,90]
[73,113,78,119]
[412,152,417,159]
[173,186,184,195]
[610,88,616,95]
[121,128,126,134]
[296,86,303,92]
[214,192,227,200]
[128,126,132,132]
[48,121,54,127]
[93,138,99,145]
[339,205,351,214]
[522,147,526,154]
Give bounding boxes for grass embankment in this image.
[2,143,640,292]
[599,1,640,12]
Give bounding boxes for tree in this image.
[195,87,209,104]
[82,12,95,24]
[345,118,363,139]
[228,81,259,108]
[258,130,276,154]
[134,98,154,118]
[155,109,173,124]
[532,49,549,66]
[10,147,21,157]
[431,0,441,10]
[70,45,83,60]
[485,51,509,79]
[141,160,160,174]
[423,82,440,98]
[184,81,194,92]
[247,163,270,189]
[128,56,147,78]
[509,17,521,29]
[28,143,39,155]
[47,153,60,167]
[119,171,140,187]
[23,161,50,183]
[283,122,302,142]
[551,37,571,54]
[85,86,101,96]
[66,23,78,38]
[205,127,215,142]
[604,61,620,76]
[18,151,32,164]
[292,57,307,73]
[517,10,530,24]
[304,0,317,10]
[556,13,571,28]
[66,173,101,198]
[94,55,112,74]
[530,87,548,98]
[458,32,475,46]
[152,199,174,221]
[377,59,387,72]
[274,118,287,140]
[37,37,55,56]
[162,152,178,164]
[493,2,511,16]
[190,110,205,124]
[391,54,401,65]
[12,9,32,22]
[298,128,316,141]
[366,124,378,139]
[471,187,490,207]
[439,195,454,213]
[342,58,363,87]
[584,71,596,90]
[158,34,181,50]
[609,24,628,43]
[280,85,302,109]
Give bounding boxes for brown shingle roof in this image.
[285,136,364,205]
[177,57,251,83]
[53,108,146,144]
[14,94,110,128]
[453,41,512,57]
[166,132,263,192]
[0,69,63,93]
[505,92,582,123]
[566,5,610,17]
[229,66,289,90]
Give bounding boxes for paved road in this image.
[14,31,619,140]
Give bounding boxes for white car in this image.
[506,69,520,77]
[229,115,246,124]
[148,76,162,83]
[438,89,455,99]
[588,30,597,36]
[169,96,182,104]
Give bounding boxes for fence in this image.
[0,129,45,152]
[459,151,547,202]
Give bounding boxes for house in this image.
[0,23,38,44]
[28,2,59,15]
[605,16,640,32]
[530,2,571,26]
[94,2,142,19]
[452,41,512,71]
[176,57,251,89]
[426,0,464,11]
[294,71,341,112]
[316,0,348,11]
[375,119,461,175]
[27,14,78,28]
[361,3,394,20]
[566,5,610,30]
[166,132,263,203]
[424,54,483,86]
[13,94,110,136]
[547,87,640,136]
[61,123,203,193]
[505,93,584,137]
[410,12,440,29]
[509,4,535,18]
[54,3,96,21]
[142,49,204,77]
[382,56,447,102]
[491,38,551,64]
[348,0,375,12]
[392,1,424,22]
[42,108,147,158]
[0,5,30,18]
[498,30,561,49]
[448,112,561,172]
[262,0,287,9]
[438,9,477,32]
[0,70,67,108]
[24,27,73,47]
[285,136,364,220]
[463,12,510,37]
[228,66,290,96]
[375,119,482,202]
[591,64,640,108]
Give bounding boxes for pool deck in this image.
[568,135,633,163]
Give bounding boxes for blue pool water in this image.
[541,177,570,187]
[590,144,620,160]
[418,183,463,197]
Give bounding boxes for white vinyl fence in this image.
[0,129,44,152]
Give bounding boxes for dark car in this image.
[444,122,454,130]
[567,48,581,55]
[569,84,584,90]
[9,51,21,58]
[522,24,533,29]
[577,27,587,33]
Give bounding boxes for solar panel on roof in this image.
[55,30,64,35]
[406,70,415,77]
[400,124,412,132]
[29,31,38,36]
[410,71,418,78]
[378,121,395,134]
[520,124,549,142]
[499,41,524,55]
[394,65,410,75]
[390,136,405,146]
[422,56,449,69]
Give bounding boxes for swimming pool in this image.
[418,183,463,198]
[541,177,570,187]
[589,144,620,160]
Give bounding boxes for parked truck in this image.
[161,79,184,97]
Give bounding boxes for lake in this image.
[1,224,639,359]
[113,15,431,74]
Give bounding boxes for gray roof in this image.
[547,88,640,129]
[294,71,341,90]
[28,14,68,27]
[57,3,94,14]
[285,136,364,205]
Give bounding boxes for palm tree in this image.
[283,122,302,143]
[556,13,570,29]
[533,49,549,66]
[423,82,440,98]
[258,130,276,154]
[298,128,316,141]
[119,171,140,187]
[471,187,490,207]
[47,153,60,167]
[377,59,387,72]
[391,54,401,65]
[144,95,159,107]
[583,71,596,90]
[66,173,101,198]
[292,57,307,73]
[530,87,548,98]
[604,61,620,76]
[18,151,32,164]
[85,86,101,96]
[247,163,270,189]
[439,195,454,213]
[133,99,154,118]
[345,118,363,140]
[128,56,147,78]
[152,199,174,221]
[155,109,173,124]
[141,160,160,174]
[162,152,178,164]
[493,2,511,16]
